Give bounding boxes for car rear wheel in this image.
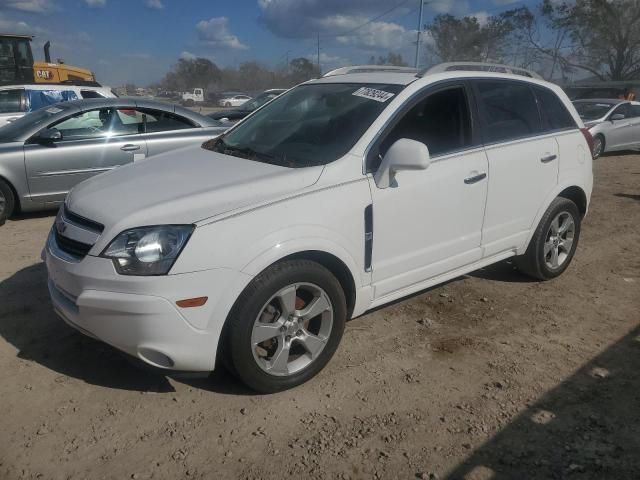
[225,259,346,393]
[592,134,605,159]
[225,102,232,107]
[0,179,15,226]
[515,197,581,280]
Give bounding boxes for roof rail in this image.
[323,65,419,77]
[418,62,542,80]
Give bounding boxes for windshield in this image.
[0,103,71,142]
[573,101,615,121]
[205,83,403,167]
[241,92,281,112]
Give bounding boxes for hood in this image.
[66,144,323,232]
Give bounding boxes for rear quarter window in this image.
[534,86,577,131]
[0,89,26,113]
[474,80,542,143]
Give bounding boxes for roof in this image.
[0,34,33,40]
[0,84,107,92]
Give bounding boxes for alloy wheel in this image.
[251,282,333,377]
[544,211,575,270]
[593,137,603,158]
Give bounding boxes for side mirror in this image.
[374,138,431,189]
[37,128,63,143]
[610,113,625,121]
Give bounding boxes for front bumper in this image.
[44,229,250,371]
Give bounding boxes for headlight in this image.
[101,225,194,276]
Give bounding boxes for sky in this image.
[0,0,538,86]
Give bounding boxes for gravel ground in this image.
[0,153,639,480]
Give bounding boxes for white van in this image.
[0,84,115,127]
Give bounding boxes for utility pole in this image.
[317,32,321,74]
[414,0,425,68]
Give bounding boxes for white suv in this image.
[44,64,593,392]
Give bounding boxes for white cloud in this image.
[179,51,196,60]
[469,10,490,26]
[330,17,416,51]
[145,0,163,9]
[196,17,248,50]
[84,0,106,7]
[0,0,54,13]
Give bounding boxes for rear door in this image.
[23,106,148,203]
[625,103,640,149]
[473,79,559,257]
[137,108,221,157]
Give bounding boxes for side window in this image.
[80,90,105,99]
[49,107,144,139]
[377,86,473,164]
[475,80,541,143]
[141,109,196,133]
[0,89,26,113]
[534,87,576,131]
[627,104,640,118]
[611,103,629,118]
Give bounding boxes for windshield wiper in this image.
[210,137,276,163]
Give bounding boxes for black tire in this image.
[225,102,232,107]
[184,99,195,107]
[225,259,347,393]
[592,134,605,159]
[0,178,15,226]
[516,197,581,280]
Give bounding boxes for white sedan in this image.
[218,94,252,107]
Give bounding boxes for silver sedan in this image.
[573,98,640,158]
[0,98,227,222]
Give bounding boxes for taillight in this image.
[580,128,594,157]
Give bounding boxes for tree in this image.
[368,52,408,66]
[425,14,517,63]
[288,57,320,84]
[161,57,222,92]
[538,0,640,80]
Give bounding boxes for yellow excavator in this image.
[0,34,98,86]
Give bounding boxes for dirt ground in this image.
[0,153,639,480]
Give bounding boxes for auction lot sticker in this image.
[352,87,395,103]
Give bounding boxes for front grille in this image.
[63,205,104,233]
[54,229,92,258]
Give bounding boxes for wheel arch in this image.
[520,182,589,255]
[0,172,20,214]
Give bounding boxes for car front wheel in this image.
[516,197,581,280]
[592,134,605,159]
[225,259,347,393]
[0,178,15,226]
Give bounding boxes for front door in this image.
[367,84,488,300]
[24,107,148,203]
[606,103,634,150]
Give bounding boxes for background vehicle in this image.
[0,97,226,221]
[182,88,204,106]
[573,99,640,158]
[218,93,252,107]
[0,34,96,86]
[0,84,115,128]
[209,88,286,122]
[44,64,592,393]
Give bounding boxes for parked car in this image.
[44,64,593,393]
[0,97,226,222]
[572,98,640,158]
[209,88,286,122]
[0,83,116,128]
[218,93,252,107]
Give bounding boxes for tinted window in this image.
[0,89,25,113]
[611,103,629,118]
[573,101,615,121]
[475,80,541,143]
[379,86,473,161]
[534,87,576,130]
[628,104,640,118]
[142,109,195,132]
[80,90,105,99]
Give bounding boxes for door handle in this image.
[121,144,141,152]
[540,154,557,163]
[464,172,487,184]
